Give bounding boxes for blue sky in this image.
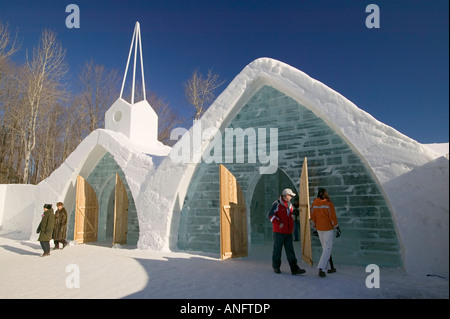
[0,0,448,143]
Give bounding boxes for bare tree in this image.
[0,21,18,70]
[34,102,64,182]
[78,59,120,131]
[14,29,67,183]
[0,23,20,183]
[0,71,22,183]
[184,69,224,120]
[0,61,21,168]
[147,92,184,146]
[61,95,86,161]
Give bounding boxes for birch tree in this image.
[78,60,120,131]
[17,29,67,183]
[184,69,224,120]
[0,21,18,70]
[0,23,20,182]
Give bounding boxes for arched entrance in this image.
[176,85,401,267]
[248,167,299,245]
[74,173,129,245]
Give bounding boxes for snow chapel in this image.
[0,22,447,276]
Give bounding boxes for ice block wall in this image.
[177,85,402,267]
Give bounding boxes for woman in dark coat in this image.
[37,204,55,257]
[53,202,68,249]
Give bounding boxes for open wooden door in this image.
[74,175,99,243]
[113,173,129,245]
[219,164,247,260]
[299,157,313,266]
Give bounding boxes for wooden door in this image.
[299,157,313,266]
[219,164,247,260]
[75,175,99,243]
[113,173,129,245]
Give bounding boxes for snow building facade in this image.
[176,84,402,266]
[0,57,447,276]
[141,58,448,275]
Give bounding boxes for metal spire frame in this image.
[119,22,146,104]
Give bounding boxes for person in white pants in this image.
[310,188,341,277]
[317,230,334,272]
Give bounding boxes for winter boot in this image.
[291,264,306,275]
[327,255,336,273]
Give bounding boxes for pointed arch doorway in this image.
[74,174,129,245]
[249,167,299,245]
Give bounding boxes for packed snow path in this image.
[0,232,447,299]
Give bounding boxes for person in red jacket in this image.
[268,188,306,275]
[310,188,341,277]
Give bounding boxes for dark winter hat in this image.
[56,202,63,206]
[43,204,52,209]
[317,188,327,199]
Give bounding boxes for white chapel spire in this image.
[105,22,160,150]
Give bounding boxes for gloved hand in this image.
[335,226,341,238]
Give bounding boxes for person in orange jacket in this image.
[310,188,341,277]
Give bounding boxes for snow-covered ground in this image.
[0,231,447,299]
